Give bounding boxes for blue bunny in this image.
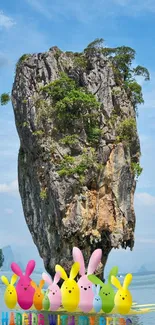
[92,284,102,312]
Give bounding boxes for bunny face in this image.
[1,274,18,309]
[55,262,80,312]
[42,271,61,311]
[111,273,133,315]
[72,247,102,312]
[11,260,36,310]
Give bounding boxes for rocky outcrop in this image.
[12,46,140,276]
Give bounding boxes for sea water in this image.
[0,271,155,325]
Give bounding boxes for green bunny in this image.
[42,289,50,311]
[88,266,118,313]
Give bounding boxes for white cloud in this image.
[4,208,14,215]
[0,11,16,29]
[136,238,155,244]
[135,192,155,206]
[0,179,19,195]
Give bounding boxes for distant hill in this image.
[138,264,148,273]
[1,245,24,271]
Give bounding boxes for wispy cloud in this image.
[4,208,14,215]
[0,11,16,29]
[0,179,19,195]
[136,238,155,244]
[25,0,155,23]
[136,192,155,206]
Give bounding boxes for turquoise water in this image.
[0,271,155,324]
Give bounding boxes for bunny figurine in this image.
[1,274,18,309]
[11,260,36,310]
[42,289,50,311]
[72,247,102,312]
[31,279,45,310]
[88,266,118,313]
[92,284,102,312]
[111,273,133,315]
[55,262,80,312]
[42,272,61,311]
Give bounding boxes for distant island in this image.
[0,245,45,274]
[118,264,155,277]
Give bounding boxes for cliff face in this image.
[12,46,140,276]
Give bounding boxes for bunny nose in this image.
[84,288,87,291]
[10,292,12,294]
[69,290,72,293]
[122,297,125,300]
[24,288,27,291]
[105,293,108,296]
[53,292,55,295]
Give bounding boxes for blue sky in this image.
[0,0,155,274]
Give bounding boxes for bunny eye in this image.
[66,287,67,289]
[126,295,127,297]
[72,287,74,289]
[81,286,83,288]
[120,294,121,297]
[88,286,90,288]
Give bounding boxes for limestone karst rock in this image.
[12,45,141,276]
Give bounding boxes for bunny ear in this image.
[92,284,96,294]
[72,247,86,276]
[55,265,68,281]
[108,266,119,284]
[87,249,102,275]
[96,284,100,295]
[11,262,23,277]
[31,281,37,289]
[39,279,45,289]
[123,274,132,290]
[88,274,103,286]
[111,276,122,289]
[25,260,35,276]
[1,276,9,286]
[10,274,18,286]
[42,272,53,285]
[53,272,61,284]
[69,262,80,280]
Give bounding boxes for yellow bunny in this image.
[111,273,133,315]
[55,262,80,312]
[1,274,18,309]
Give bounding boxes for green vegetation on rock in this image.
[40,73,101,144]
[131,162,143,180]
[17,54,30,66]
[0,93,10,106]
[40,189,47,200]
[116,118,137,144]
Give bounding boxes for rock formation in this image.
[12,44,141,276]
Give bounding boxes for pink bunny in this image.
[73,247,102,312]
[42,272,61,311]
[11,260,35,310]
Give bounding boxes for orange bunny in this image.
[31,279,45,310]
